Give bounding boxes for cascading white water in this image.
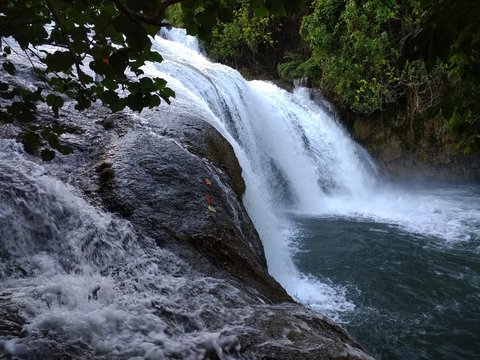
[142,29,386,315]
[0,140,255,358]
[144,29,480,317]
[135,30,480,360]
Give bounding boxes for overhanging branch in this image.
[45,0,85,84]
[112,0,185,27]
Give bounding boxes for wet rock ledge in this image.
[0,104,373,359]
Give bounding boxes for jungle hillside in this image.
[193,0,480,156]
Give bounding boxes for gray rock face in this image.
[350,115,480,182]
[0,105,373,359]
[95,117,290,302]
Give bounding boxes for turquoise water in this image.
[291,185,480,359]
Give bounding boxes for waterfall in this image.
[1,27,377,359]
[146,29,480,314]
[142,30,382,314]
[136,29,480,360]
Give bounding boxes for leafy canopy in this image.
[209,3,274,67]
[285,0,479,153]
[402,0,480,153]
[299,0,428,114]
[0,0,302,159]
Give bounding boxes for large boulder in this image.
[94,115,290,302]
[0,105,373,359]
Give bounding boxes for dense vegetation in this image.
[1,0,479,156]
[0,0,305,159]
[206,0,480,153]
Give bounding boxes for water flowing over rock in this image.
[0,100,371,359]
[90,113,291,303]
[0,27,378,359]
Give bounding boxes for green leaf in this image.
[252,0,269,17]
[75,96,91,111]
[46,94,64,117]
[148,51,163,63]
[41,128,61,149]
[40,148,56,161]
[51,124,64,135]
[68,9,89,26]
[149,95,161,108]
[161,87,175,104]
[44,51,75,73]
[126,93,144,112]
[100,89,121,109]
[101,77,118,90]
[139,77,154,89]
[153,78,167,89]
[21,130,41,154]
[113,15,150,51]
[108,98,127,112]
[2,61,15,75]
[24,87,44,103]
[109,49,129,73]
[46,94,65,108]
[90,59,114,77]
[79,73,94,84]
[9,100,36,122]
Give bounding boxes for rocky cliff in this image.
[306,87,480,183]
[349,114,480,181]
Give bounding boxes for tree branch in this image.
[45,0,85,84]
[112,0,185,26]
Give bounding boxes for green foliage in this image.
[1,0,176,117]
[298,0,430,114]
[165,4,185,27]
[209,3,274,65]
[20,124,73,160]
[0,0,180,159]
[1,0,303,160]
[286,0,480,153]
[402,0,480,68]
[205,1,309,76]
[278,56,321,80]
[402,0,480,153]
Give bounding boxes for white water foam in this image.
[0,140,257,358]
[315,185,480,243]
